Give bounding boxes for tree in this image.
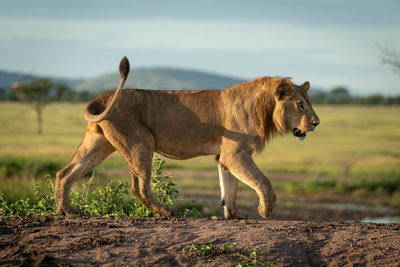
[0,88,5,100]
[379,43,400,75]
[329,86,351,104]
[74,90,94,102]
[15,78,66,134]
[55,82,75,101]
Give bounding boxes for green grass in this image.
[255,105,400,174]
[1,103,399,173]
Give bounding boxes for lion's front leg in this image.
[219,151,277,218]
[218,163,248,219]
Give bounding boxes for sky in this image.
[1,0,400,95]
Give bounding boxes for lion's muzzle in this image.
[293,128,306,141]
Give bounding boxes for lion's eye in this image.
[298,101,304,110]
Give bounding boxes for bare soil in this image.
[1,215,399,266]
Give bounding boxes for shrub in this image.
[0,174,56,216]
[182,242,237,259]
[0,156,198,218]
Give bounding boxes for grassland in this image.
[1,102,399,172]
[1,102,400,210]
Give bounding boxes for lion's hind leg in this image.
[55,123,115,214]
[130,163,179,217]
[218,163,248,219]
[107,125,179,217]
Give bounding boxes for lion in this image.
[55,57,320,219]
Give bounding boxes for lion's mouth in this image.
[293,128,306,141]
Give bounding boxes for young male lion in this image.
[55,57,320,219]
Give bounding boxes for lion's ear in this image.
[275,82,294,101]
[302,81,310,93]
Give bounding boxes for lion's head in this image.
[272,79,320,141]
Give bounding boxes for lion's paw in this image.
[257,205,271,218]
[224,207,248,220]
[258,189,277,218]
[57,205,80,215]
[234,209,249,219]
[258,200,275,218]
[158,207,179,217]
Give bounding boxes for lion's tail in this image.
[84,57,130,123]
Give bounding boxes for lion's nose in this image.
[311,120,320,127]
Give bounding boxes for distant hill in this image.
[1,68,246,92]
[0,71,32,89]
[0,70,84,89]
[1,68,324,95]
[76,68,246,92]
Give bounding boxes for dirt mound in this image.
[0,216,399,266]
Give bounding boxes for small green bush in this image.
[182,242,237,259]
[0,174,56,216]
[151,157,178,208]
[182,242,273,266]
[0,156,198,218]
[236,248,272,267]
[181,206,200,218]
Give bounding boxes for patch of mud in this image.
[1,216,399,266]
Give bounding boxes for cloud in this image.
[2,0,399,28]
[0,1,400,94]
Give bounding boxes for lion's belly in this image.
[154,141,221,160]
[148,114,223,159]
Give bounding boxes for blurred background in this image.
[1,0,399,222]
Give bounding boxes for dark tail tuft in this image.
[119,56,130,80]
[84,57,131,123]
